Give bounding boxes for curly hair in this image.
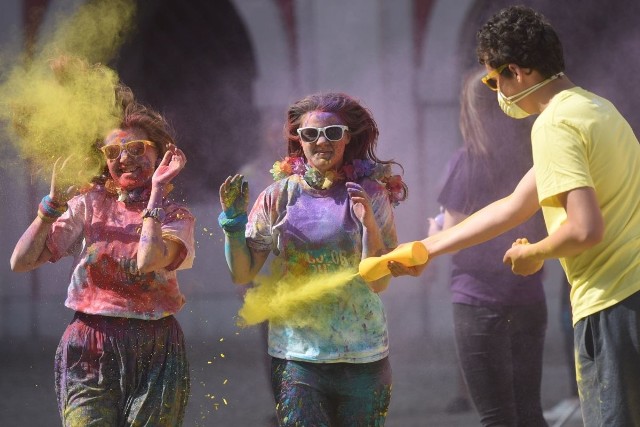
[284,92,397,167]
[476,5,564,78]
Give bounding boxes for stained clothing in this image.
[46,186,195,320]
[246,173,397,425]
[55,313,190,426]
[271,357,392,427]
[438,148,548,426]
[532,87,640,426]
[246,175,397,363]
[573,291,640,427]
[45,185,195,426]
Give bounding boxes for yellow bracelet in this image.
[37,210,58,223]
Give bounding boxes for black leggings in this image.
[453,302,548,427]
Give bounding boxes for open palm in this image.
[153,145,186,186]
[219,174,249,217]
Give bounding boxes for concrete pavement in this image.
[1,329,583,426]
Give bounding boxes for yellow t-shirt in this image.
[532,87,640,325]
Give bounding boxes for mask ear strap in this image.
[507,72,565,104]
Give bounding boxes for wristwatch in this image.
[141,207,166,223]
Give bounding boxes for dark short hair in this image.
[476,5,564,78]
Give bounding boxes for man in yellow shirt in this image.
[390,5,640,426]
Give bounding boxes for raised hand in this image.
[49,156,79,204]
[219,174,249,217]
[346,182,375,228]
[152,144,186,187]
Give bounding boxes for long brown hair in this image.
[458,69,533,210]
[285,92,399,169]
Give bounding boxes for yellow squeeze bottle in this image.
[358,241,429,282]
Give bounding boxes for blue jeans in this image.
[271,357,392,427]
[453,302,548,427]
[574,290,640,426]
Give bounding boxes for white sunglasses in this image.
[297,125,349,143]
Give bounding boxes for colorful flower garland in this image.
[270,156,407,206]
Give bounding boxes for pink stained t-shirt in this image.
[46,186,195,320]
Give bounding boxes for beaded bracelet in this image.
[217,211,248,233]
[38,195,68,222]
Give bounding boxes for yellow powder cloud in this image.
[238,269,360,329]
[238,269,359,328]
[0,0,135,189]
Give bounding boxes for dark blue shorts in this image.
[574,291,640,427]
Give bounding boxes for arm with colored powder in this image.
[10,216,55,272]
[347,182,391,293]
[10,157,74,272]
[219,174,270,284]
[137,145,188,273]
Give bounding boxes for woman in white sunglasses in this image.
[10,57,194,426]
[219,92,407,426]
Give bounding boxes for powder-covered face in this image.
[299,111,350,173]
[103,128,158,191]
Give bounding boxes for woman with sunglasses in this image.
[10,87,195,426]
[218,92,407,426]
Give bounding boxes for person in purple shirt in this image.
[218,92,407,426]
[430,70,548,426]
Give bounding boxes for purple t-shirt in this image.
[438,149,546,306]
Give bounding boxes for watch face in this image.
[142,208,166,222]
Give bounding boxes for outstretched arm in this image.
[424,167,540,257]
[389,167,540,277]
